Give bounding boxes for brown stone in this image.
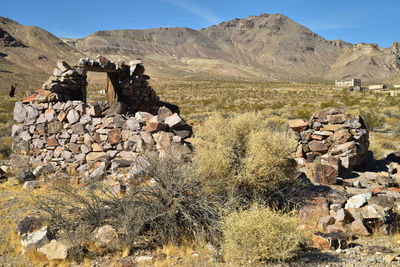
[308,140,328,153]
[86,152,107,162]
[295,144,304,158]
[108,128,122,145]
[368,195,395,209]
[350,219,370,236]
[67,143,81,154]
[307,159,338,185]
[298,196,330,222]
[371,187,383,195]
[311,134,324,141]
[327,224,346,233]
[47,137,59,147]
[346,208,363,221]
[327,113,351,124]
[36,124,45,135]
[333,129,352,144]
[322,124,341,132]
[288,119,308,132]
[48,121,62,134]
[94,133,101,144]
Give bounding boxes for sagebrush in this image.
[194,112,298,201]
[221,203,304,264]
[34,157,221,256]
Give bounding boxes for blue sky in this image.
[2,0,399,47]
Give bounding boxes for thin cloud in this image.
[163,0,221,25]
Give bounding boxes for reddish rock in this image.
[389,187,400,193]
[371,187,383,195]
[22,94,36,103]
[295,144,304,158]
[47,137,59,147]
[288,119,308,132]
[108,128,122,145]
[333,129,352,144]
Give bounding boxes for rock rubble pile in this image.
[290,109,369,185]
[291,109,400,251]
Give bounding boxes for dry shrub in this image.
[194,112,298,200]
[34,157,221,258]
[240,130,298,193]
[221,203,303,264]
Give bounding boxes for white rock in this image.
[164,113,185,128]
[13,102,27,123]
[20,226,49,249]
[126,118,141,131]
[67,109,80,124]
[345,192,372,209]
[38,239,69,260]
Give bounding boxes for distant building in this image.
[335,79,362,87]
[368,85,387,91]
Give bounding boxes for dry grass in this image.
[194,112,299,201]
[221,203,304,264]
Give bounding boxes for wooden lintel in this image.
[82,66,121,73]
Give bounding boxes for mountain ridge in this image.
[0,14,399,91]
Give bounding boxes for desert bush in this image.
[264,116,289,132]
[293,105,314,121]
[359,109,386,131]
[320,100,339,109]
[194,113,299,203]
[34,157,221,256]
[221,203,303,264]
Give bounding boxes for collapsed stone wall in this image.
[11,57,192,186]
[289,109,369,185]
[24,56,160,115]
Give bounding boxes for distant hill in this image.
[1,14,400,91]
[0,16,84,91]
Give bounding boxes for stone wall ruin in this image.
[11,57,192,187]
[289,109,369,185]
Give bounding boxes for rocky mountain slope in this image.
[1,14,400,90]
[0,16,84,91]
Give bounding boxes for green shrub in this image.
[194,113,298,199]
[293,105,314,121]
[221,203,303,264]
[320,100,339,109]
[359,109,386,131]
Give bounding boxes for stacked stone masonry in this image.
[11,57,192,184]
[289,109,369,185]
